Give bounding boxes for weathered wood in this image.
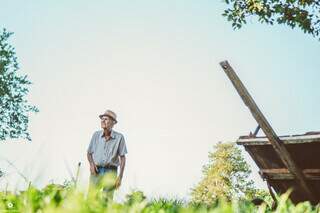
[261,169,320,174]
[237,135,320,145]
[253,125,261,137]
[220,60,317,202]
[260,169,320,180]
[266,181,278,209]
[261,168,289,174]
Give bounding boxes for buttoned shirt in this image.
[87,130,128,167]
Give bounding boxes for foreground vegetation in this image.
[0,182,319,213]
[1,142,318,212]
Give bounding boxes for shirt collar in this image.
[100,130,116,139]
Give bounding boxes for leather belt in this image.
[97,165,117,170]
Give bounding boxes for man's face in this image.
[100,115,115,130]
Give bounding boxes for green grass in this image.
[0,182,320,213]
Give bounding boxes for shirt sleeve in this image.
[87,132,96,154]
[118,135,128,156]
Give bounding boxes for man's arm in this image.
[115,135,127,188]
[118,155,126,179]
[87,152,94,165]
[87,152,97,175]
[87,132,97,175]
[115,155,126,188]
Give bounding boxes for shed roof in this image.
[237,131,320,145]
[236,131,320,204]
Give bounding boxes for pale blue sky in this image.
[1,0,320,201]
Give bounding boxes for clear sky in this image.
[1,0,320,202]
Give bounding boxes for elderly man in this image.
[87,110,127,200]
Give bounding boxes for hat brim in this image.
[99,114,117,123]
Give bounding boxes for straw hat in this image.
[99,110,117,123]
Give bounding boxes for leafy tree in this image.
[222,0,320,39]
[0,28,38,141]
[191,142,257,205]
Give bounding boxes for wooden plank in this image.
[260,169,320,180]
[261,168,289,174]
[266,181,278,208]
[237,139,320,146]
[237,134,320,146]
[220,60,317,202]
[261,169,320,174]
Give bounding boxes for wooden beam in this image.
[266,181,278,209]
[237,134,320,145]
[220,60,317,202]
[236,136,320,146]
[261,169,320,174]
[260,169,320,180]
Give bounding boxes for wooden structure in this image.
[238,132,320,204]
[219,61,319,204]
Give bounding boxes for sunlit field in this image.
[1,177,319,213]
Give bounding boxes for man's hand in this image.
[115,176,122,189]
[90,163,98,175]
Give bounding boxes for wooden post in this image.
[219,60,317,202]
[267,182,278,210]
